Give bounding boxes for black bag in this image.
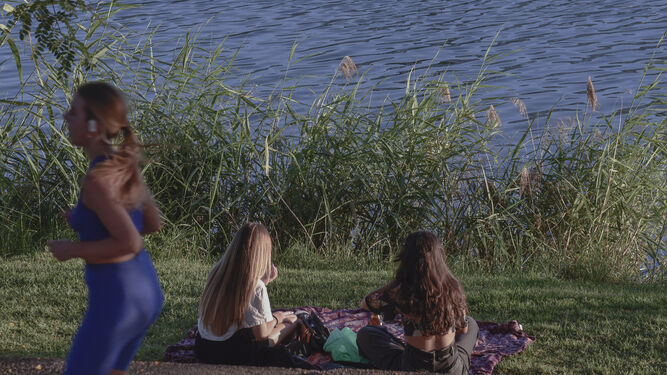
[291,312,330,355]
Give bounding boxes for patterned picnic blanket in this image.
[163,307,535,374]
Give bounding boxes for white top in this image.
[197,279,274,341]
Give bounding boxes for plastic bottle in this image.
[369,313,383,326]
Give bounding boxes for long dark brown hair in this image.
[76,81,145,208]
[394,231,468,335]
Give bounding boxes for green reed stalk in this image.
[1,3,664,282]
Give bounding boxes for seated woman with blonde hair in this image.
[195,222,303,367]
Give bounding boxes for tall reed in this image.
[1,3,664,282]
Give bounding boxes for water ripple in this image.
[1,0,665,140]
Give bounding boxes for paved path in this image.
[0,357,416,375]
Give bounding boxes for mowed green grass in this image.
[1,251,665,374]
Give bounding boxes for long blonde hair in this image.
[199,222,273,336]
[77,81,145,208]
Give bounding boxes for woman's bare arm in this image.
[48,176,142,263]
[251,311,298,346]
[141,194,162,235]
[456,311,469,335]
[360,279,400,310]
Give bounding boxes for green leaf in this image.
[91,46,108,65]
[288,41,298,63]
[6,37,21,85]
[0,98,30,106]
[3,4,15,13]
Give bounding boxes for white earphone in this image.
[88,119,97,133]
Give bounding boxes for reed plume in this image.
[520,167,530,197]
[520,165,543,198]
[438,83,451,103]
[587,76,599,111]
[511,97,528,118]
[338,56,358,81]
[487,105,501,127]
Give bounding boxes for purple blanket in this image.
[163,307,535,374]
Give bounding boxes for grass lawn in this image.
[1,251,665,374]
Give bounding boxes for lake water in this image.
[1,0,665,141]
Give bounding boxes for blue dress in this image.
[64,155,164,375]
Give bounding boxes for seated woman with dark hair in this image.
[357,231,479,374]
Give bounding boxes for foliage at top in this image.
[0,1,92,82]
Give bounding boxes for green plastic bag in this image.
[323,327,369,364]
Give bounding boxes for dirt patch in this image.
[0,357,414,375]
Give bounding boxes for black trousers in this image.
[357,317,479,374]
[195,328,301,368]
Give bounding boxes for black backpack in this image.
[287,311,330,357]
